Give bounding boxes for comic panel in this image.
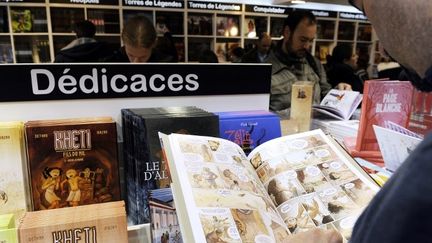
[266,170,306,206]
[317,187,360,221]
[318,160,358,185]
[297,165,333,193]
[199,208,242,243]
[301,193,335,226]
[340,179,375,207]
[231,209,273,243]
[217,164,259,194]
[186,164,226,190]
[193,188,267,210]
[277,199,316,234]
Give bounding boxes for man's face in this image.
[257,37,272,55]
[124,44,153,63]
[284,19,316,58]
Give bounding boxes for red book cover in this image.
[356,80,414,151]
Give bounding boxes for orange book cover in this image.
[25,119,121,211]
[356,80,414,151]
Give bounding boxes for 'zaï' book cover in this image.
[356,80,414,151]
[25,118,121,211]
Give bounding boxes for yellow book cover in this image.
[0,122,29,223]
[0,213,18,243]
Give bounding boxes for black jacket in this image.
[54,42,111,63]
[351,134,432,243]
[327,62,364,92]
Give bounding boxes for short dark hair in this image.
[331,44,354,63]
[198,49,218,63]
[74,20,96,38]
[122,16,157,48]
[284,10,317,32]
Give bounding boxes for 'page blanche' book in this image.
[313,89,362,120]
[160,129,380,242]
[373,122,422,172]
[25,118,121,211]
[356,80,414,151]
[0,122,30,222]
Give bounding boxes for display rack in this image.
[0,0,374,63]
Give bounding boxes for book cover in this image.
[373,124,422,172]
[291,81,314,132]
[122,107,219,231]
[25,119,121,211]
[244,18,256,38]
[356,81,414,151]
[18,201,127,243]
[0,214,18,243]
[313,89,362,120]
[160,129,379,242]
[10,9,32,33]
[216,110,281,155]
[0,122,29,222]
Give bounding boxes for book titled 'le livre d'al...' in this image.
[24,118,121,211]
[356,80,414,151]
[0,122,30,223]
[160,129,380,243]
[121,106,219,242]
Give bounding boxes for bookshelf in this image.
[0,0,374,63]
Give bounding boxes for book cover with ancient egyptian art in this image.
[0,122,29,221]
[25,119,120,211]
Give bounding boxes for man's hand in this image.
[337,82,352,91]
[283,229,343,243]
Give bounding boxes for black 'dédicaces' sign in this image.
[0,63,271,102]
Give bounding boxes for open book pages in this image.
[373,124,422,172]
[160,129,380,243]
[313,89,362,120]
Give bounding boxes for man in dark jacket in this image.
[241,32,272,63]
[54,20,110,63]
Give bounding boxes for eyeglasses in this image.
[348,0,364,13]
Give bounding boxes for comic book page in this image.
[160,133,290,243]
[313,89,362,120]
[247,129,379,242]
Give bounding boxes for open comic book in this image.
[313,89,362,120]
[160,130,380,242]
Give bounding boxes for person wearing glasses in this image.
[266,10,351,117]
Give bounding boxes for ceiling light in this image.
[291,0,306,3]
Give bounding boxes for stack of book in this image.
[121,107,219,234]
[18,201,127,243]
[0,122,29,223]
[24,117,121,211]
[312,119,359,143]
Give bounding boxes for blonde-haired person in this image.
[105,15,175,63]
